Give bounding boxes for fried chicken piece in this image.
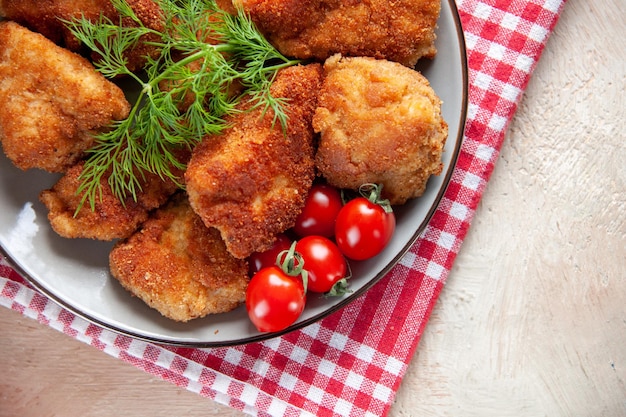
[215,0,238,14]
[313,55,448,205]
[40,159,184,240]
[109,193,249,322]
[0,21,130,172]
[185,64,323,259]
[235,0,440,67]
[0,0,164,72]
[108,0,165,73]
[0,0,116,49]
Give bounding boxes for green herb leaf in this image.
[65,0,299,212]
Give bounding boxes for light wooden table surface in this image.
[1,1,624,416]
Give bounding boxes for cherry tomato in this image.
[335,195,396,261]
[293,183,343,238]
[295,236,348,294]
[246,265,306,332]
[248,233,292,276]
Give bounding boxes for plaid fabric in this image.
[0,1,565,416]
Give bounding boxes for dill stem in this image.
[68,0,300,209]
[126,88,146,120]
[262,60,300,74]
[148,44,227,87]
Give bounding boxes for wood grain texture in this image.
[1,1,625,416]
[392,1,626,415]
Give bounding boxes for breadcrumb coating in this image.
[313,55,448,205]
[0,21,130,172]
[109,193,249,322]
[40,160,183,241]
[185,64,323,259]
[0,0,117,49]
[235,0,440,67]
[0,0,165,72]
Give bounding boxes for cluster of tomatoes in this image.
[245,183,396,332]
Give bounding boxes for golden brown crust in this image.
[313,55,448,205]
[215,0,238,14]
[185,64,323,258]
[115,0,166,72]
[0,0,117,49]
[0,21,130,172]
[109,193,249,322]
[238,0,440,67]
[0,0,164,72]
[39,160,182,241]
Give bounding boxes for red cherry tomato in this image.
[248,233,292,276]
[293,184,343,238]
[335,195,396,261]
[245,265,306,332]
[295,236,348,294]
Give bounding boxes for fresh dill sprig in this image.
[63,0,299,211]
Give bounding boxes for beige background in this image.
[1,1,625,416]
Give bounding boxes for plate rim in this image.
[0,0,468,348]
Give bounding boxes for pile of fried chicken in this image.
[0,0,448,323]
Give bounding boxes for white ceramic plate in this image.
[0,0,467,347]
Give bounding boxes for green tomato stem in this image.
[359,183,393,213]
[277,242,308,293]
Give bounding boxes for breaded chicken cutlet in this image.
[0,21,130,172]
[40,159,185,240]
[0,0,118,49]
[234,0,440,67]
[109,193,249,322]
[185,64,323,259]
[0,0,165,72]
[313,55,448,205]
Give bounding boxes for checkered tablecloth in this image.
[1,1,565,415]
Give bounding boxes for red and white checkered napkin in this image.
[0,1,565,415]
